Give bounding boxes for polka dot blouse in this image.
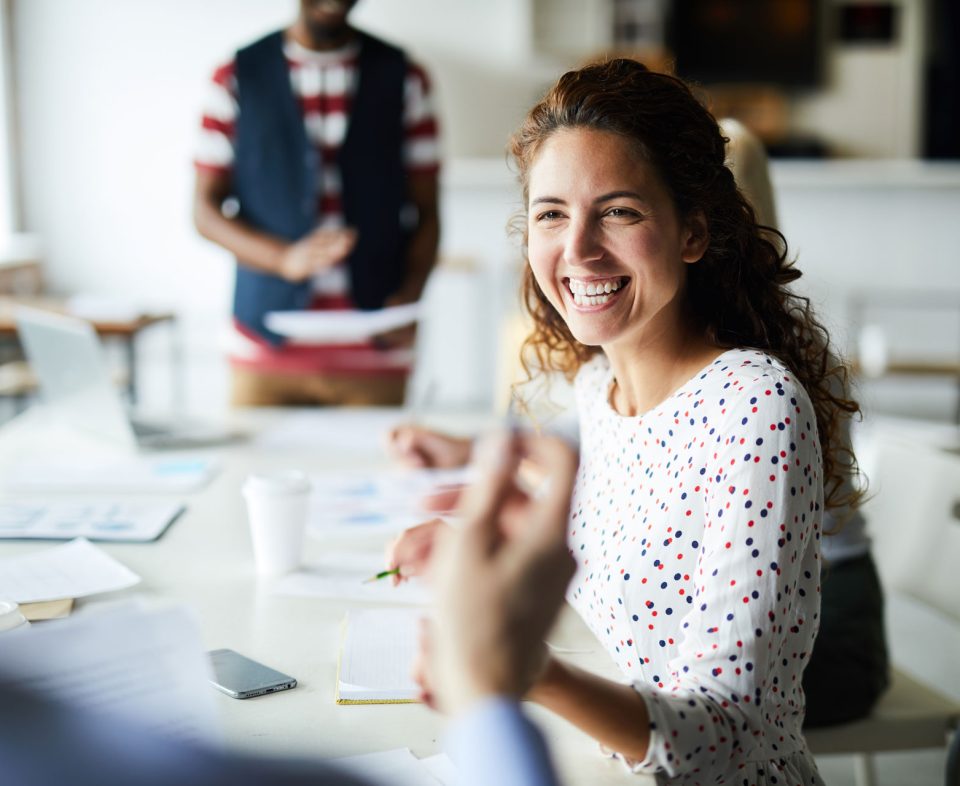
[568,349,825,785]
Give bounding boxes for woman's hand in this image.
[385,425,472,469]
[384,518,449,585]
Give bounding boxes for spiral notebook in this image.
[335,608,423,705]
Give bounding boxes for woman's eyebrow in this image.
[595,190,646,203]
[530,195,566,207]
[531,191,649,207]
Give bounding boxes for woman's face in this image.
[526,127,706,355]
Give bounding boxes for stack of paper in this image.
[0,538,140,603]
[336,608,423,705]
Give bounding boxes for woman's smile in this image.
[563,276,630,309]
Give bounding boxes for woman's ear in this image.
[681,209,709,264]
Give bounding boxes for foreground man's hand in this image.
[423,430,578,715]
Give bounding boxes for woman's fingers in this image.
[384,519,447,582]
[421,484,463,513]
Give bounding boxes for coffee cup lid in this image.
[243,470,311,496]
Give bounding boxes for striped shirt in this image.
[195,35,440,373]
[196,36,440,292]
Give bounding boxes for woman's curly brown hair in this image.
[508,58,862,512]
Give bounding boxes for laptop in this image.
[15,306,243,450]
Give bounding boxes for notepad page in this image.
[338,608,423,702]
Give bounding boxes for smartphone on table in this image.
[207,648,297,699]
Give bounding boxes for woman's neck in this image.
[605,326,720,417]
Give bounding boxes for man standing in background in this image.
[193,0,441,407]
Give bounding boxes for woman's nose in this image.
[562,218,604,267]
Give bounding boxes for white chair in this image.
[804,434,960,786]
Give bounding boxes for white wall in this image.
[10,1,959,418]
[14,0,302,302]
[10,0,547,412]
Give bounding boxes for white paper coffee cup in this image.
[242,470,311,577]
[0,599,30,632]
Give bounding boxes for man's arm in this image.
[193,168,356,283]
[389,170,439,305]
[193,168,286,273]
[446,698,560,786]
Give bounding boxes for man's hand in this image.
[278,227,357,282]
[423,430,578,716]
[371,290,421,349]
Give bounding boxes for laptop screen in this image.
[15,307,138,449]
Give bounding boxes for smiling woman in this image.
[512,59,859,497]
[388,59,872,786]
[387,58,866,786]
[524,127,711,399]
[506,57,858,785]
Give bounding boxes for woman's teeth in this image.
[567,278,622,307]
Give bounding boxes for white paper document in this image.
[273,552,430,605]
[0,602,221,746]
[0,537,141,602]
[420,754,458,786]
[308,467,470,535]
[265,302,420,344]
[3,456,219,493]
[0,500,185,542]
[330,748,445,786]
[336,608,423,704]
[253,409,406,452]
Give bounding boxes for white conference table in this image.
[0,405,654,786]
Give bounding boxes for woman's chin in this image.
[566,325,610,348]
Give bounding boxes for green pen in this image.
[362,568,400,584]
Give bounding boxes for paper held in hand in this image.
[265,302,421,344]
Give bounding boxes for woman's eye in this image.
[536,210,564,222]
[605,207,641,220]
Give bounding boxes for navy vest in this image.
[232,30,410,344]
